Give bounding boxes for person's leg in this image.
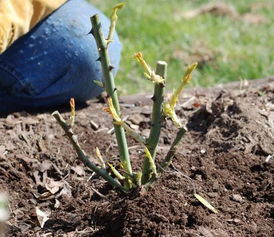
[0,0,121,113]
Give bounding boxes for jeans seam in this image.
[0,61,30,94]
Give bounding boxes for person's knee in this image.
[0,0,122,106]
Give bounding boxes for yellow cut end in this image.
[134,52,142,61]
[134,52,151,74]
[95,147,106,169]
[106,98,122,123]
[168,62,198,111]
[70,98,75,116]
[69,98,76,127]
[113,2,126,10]
[134,52,165,84]
[163,103,182,128]
[106,2,125,47]
[111,3,125,21]
[108,163,125,180]
[182,62,198,86]
[144,147,157,174]
[163,63,197,127]
[144,147,153,160]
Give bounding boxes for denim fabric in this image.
[0,0,121,113]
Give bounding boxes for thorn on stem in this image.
[151,96,156,102]
[96,57,101,62]
[160,83,165,88]
[109,65,115,71]
[113,88,117,93]
[88,28,94,35]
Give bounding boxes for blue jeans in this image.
[0,0,121,113]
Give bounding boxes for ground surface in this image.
[0,78,273,236]
[93,0,274,93]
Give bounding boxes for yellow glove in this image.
[0,0,66,53]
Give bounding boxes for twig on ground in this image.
[90,186,106,199]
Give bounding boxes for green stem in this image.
[141,61,167,184]
[160,126,187,170]
[52,111,127,192]
[146,61,167,157]
[90,15,132,176]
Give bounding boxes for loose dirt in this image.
[0,77,273,236]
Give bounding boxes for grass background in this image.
[92,0,274,94]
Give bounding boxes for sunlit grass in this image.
[92,0,274,94]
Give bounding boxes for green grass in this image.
[92,0,274,94]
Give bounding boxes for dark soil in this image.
[0,77,273,236]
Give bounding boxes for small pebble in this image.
[129,123,139,130]
[213,181,219,191]
[200,149,206,154]
[90,120,99,130]
[227,218,241,224]
[231,194,244,203]
[195,174,203,181]
[208,192,218,198]
[129,114,143,125]
[142,129,150,138]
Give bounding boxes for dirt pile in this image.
[0,77,273,236]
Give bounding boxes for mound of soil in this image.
[0,77,273,236]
